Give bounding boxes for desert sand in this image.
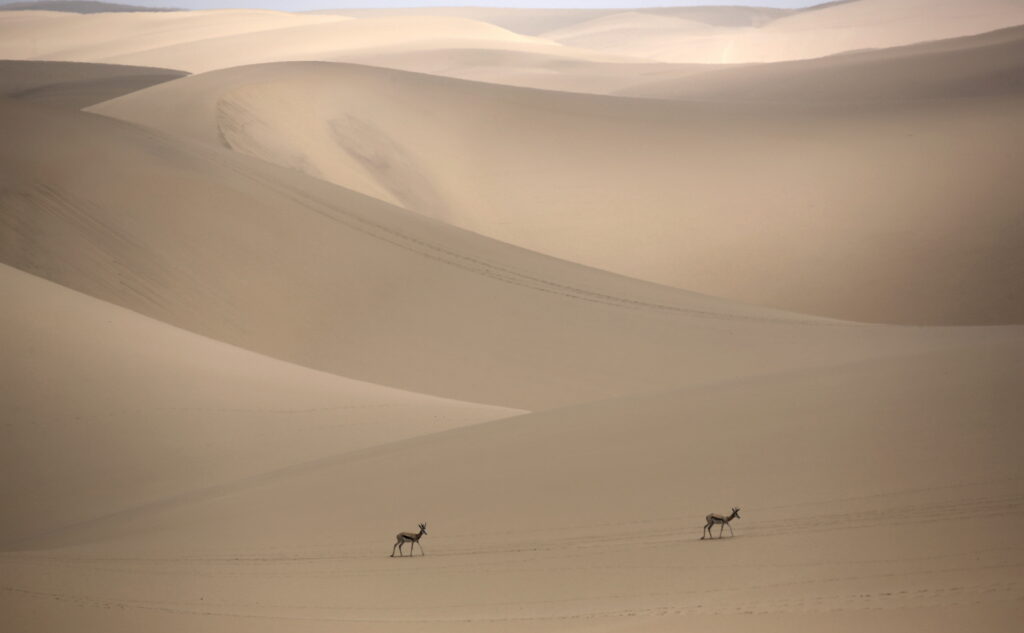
[1,1,1022,632]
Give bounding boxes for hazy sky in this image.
[91,1,827,10]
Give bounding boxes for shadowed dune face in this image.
[1,4,1023,633]
[0,263,519,546]
[4,93,1021,412]
[0,59,186,109]
[91,49,1024,324]
[8,91,1024,411]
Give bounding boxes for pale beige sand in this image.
[319,47,687,95]
[1,4,1022,632]
[6,96,1022,412]
[319,0,1024,64]
[90,52,1024,324]
[621,25,1024,102]
[0,59,186,109]
[1,342,1020,631]
[537,0,1024,63]
[4,2,1022,96]
[0,10,612,74]
[0,9,351,65]
[0,262,518,546]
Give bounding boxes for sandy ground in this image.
[1,1,1022,632]
[90,45,1024,324]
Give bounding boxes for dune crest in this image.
[91,53,1024,324]
[0,262,518,547]
[1,4,1022,632]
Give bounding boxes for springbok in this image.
[701,507,740,540]
[390,522,428,557]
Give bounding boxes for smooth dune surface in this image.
[538,0,1024,63]
[91,53,1024,324]
[3,341,1021,631]
[319,0,1024,64]
[11,95,1019,411]
[621,24,1024,102]
[0,9,615,74]
[0,262,518,546]
[1,2,1022,632]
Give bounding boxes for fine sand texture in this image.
[2,2,1023,632]
[0,262,519,547]
[2,341,1021,632]
[91,47,1024,324]
[4,94,1021,412]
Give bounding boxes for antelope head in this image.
[731,508,741,519]
[418,523,428,534]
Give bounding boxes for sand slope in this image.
[2,341,1020,631]
[0,59,185,109]
[622,25,1024,102]
[8,95,1024,411]
[1,4,1022,632]
[5,0,1022,76]
[0,1,179,12]
[537,0,1024,63]
[90,56,1024,324]
[0,9,609,74]
[0,262,518,546]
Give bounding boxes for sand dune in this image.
[0,10,609,74]
[0,9,350,66]
[539,11,726,63]
[320,47,690,96]
[4,2,1021,96]
[1,4,1022,632]
[0,59,185,109]
[100,15,595,75]
[622,24,1024,102]
[7,95,1022,412]
[5,0,1021,78]
[0,262,517,546]
[317,5,792,37]
[2,341,1020,631]
[537,0,1024,63]
[90,56,1024,324]
[0,1,179,12]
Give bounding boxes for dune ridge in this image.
[4,0,1023,74]
[0,59,186,108]
[90,54,1024,324]
[6,95,1023,412]
[0,262,519,547]
[1,3,1022,632]
[536,0,1024,63]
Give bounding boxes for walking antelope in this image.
[701,507,740,540]
[390,523,428,557]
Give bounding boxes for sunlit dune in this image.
[90,50,1024,324]
[0,263,518,547]
[1,2,1022,632]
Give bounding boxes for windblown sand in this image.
[1,2,1022,632]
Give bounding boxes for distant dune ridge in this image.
[0,1,179,12]
[1,1,1023,632]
